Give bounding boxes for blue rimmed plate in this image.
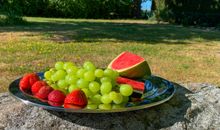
[8,72,175,113]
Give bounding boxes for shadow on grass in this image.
[1,19,220,44]
[47,83,192,129]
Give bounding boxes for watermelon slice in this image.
[116,76,145,94]
[108,51,151,78]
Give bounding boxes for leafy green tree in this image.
[1,0,150,19]
[152,0,220,26]
[0,0,25,25]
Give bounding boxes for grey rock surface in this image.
[0,83,220,130]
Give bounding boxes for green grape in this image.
[51,84,59,90]
[100,82,112,95]
[63,62,74,70]
[103,69,114,77]
[76,68,86,78]
[112,71,119,86]
[101,94,112,104]
[44,71,52,80]
[57,79,68,89]
[87,99,92,104]
[84,71,95,81]
[89,81,100,93]
[113,93,123,104]
[83,61,93,68]
[91,94,102,104]
[55,61,64,70]
[113,70,119,78]
[112,104,123,109]
[98,104,111,110]
[100,77,111,83]
[95,69,104,78]
[119,84,133,96]
[55,70,66,80]
[82,88,93,98]
[111,80,116,88]
[109,91,117,100]
[46,80,53,86]
[83,61,96,71]
[65,74,78,84]
[66,66,78,74]
[57,88,68,95]
[49,68,56,72]
[51,74,59,81]
[111,71,119,85]
[86,104,98,110]
[122,96,129,103]
[76,79,89,88]
[68,84,78,93]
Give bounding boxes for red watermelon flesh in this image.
[111,52,144,70]
[116,76,145,94]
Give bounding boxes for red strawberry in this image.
[19,73,40,92]
[31,81,47,95]
[64,89,87,109]
[48,90,66,107]
[19,75,30,92]
[63,104,83,109]
[29,73,40,86]
[48,102,63,107]
[35,86,53,100]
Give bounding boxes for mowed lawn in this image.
[0,17,220,92]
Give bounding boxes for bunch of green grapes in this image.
[44,61,133,110]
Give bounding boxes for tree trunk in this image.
[151,0,156,11]
[132,0,142,18]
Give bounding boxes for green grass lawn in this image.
[0,17,220,92]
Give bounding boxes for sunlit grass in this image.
[0,17,220,92]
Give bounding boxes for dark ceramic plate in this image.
[8,72,175,113]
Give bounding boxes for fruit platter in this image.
[9,52,175,113]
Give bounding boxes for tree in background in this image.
[132,0,142,18]
[152,0,220,26]
[1,0,153,24]
[16,0,134,19]
[0,0,25,25]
